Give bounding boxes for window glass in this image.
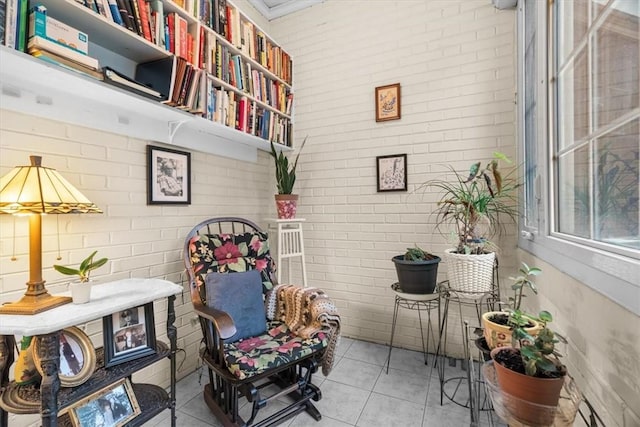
[554,0,639,253]
[523,0,538,229]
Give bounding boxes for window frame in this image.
[517,0,640,316]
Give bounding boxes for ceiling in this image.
[247,0,324,20]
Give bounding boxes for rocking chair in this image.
[184,217,338,427]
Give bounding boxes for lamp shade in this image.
[0,156,102,215]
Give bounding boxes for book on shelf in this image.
[29,4,89,55]
[106,0,124,26]
[4,0,16,49]
[28,36,98,69]
[15,0,26,51]
[116,0,135,32]
[102,66,164,100]
[148,0,164,47]
[134,55,175,101]
[30,48,103,80]
[0,0,6,46]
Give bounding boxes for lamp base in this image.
[0,293,72,315]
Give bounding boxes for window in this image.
[518,0,640,315]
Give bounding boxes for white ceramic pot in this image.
[70,281,92,304]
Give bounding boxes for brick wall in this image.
[269,0,518,351]
[0,110,273,426]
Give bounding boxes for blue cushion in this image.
[205,270,267,343]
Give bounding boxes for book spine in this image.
[15,0,26,51]
[116,0,135,32]
[5,0,16,48]
[128,0,143,36]
[149,0,164,46]
[0,0,6,46]
[178,14,187,59]
[107,0,124,25]
[136,0,151,41]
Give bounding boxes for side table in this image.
[266,218,308,287]
[385,283,441,374]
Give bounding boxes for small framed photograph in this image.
[376,154,407,192]
[103,303,156,368]
[375,83,401,122]
[147,145,191,205]
[67,378,141,427]
[33,326,97,387]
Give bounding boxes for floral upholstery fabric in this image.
[188,231,276,301]
[224,321,328,380]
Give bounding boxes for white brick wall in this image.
[269,0,519,348]
[2,1,634,426]
[0,109,273,426]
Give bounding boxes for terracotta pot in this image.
[70,281,92,304]
[482,311,541,349]
[491,347,565,426]
[275,194,298,219]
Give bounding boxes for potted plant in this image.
[481,262,542,350]
[53,250,108,304]
[392,246,441,294]
[490,310,568,426]
[422,153,520,293]
[269,137,307,219]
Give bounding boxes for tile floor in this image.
[148,337,506,427]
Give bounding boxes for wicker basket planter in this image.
[443,249,495,292]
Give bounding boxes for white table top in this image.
[0,278,183,336]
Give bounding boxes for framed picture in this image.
[147,145,191,205]
[375,83,401,122]
[376,154,407,192]
[33,326,97,387]
[67,378,141,427]
[103,303,156,368]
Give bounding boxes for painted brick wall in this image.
[0,110,274,426]
[268,0,519,352]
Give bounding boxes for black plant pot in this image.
[392,255,441,294]
[475,337,492,361]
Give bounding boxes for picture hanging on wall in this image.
[376,154,407,192]
[147,145,191,205]
[375,83,401,122]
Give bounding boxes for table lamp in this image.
[0,156,102,315]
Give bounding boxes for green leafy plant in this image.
[269,137,308,195]
[508,262,542,311]
[403,245,438,261]
[421,153,520,254]
[53,251,108,283]
[512,310,566,377]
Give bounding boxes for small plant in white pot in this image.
[54,251,108,304]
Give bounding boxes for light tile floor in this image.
[148,338,506,427]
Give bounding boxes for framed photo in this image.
[67,378,141,427]
[103,303,156,368]
[376,154,407,192]
[33,326,97,387]
[375,83,401,122]
[147,145,191,205]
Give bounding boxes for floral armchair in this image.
[184,217,336,426]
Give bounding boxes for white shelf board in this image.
[0,47,292,161]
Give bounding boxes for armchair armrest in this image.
[192,300,237,340]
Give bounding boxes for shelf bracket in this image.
[168,120,190,144]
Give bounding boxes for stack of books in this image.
[27,5,102,80]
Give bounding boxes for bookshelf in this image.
[0,0,294,162]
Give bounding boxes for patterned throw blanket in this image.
[265,284,341,376]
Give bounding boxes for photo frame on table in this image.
[103,303,156,368]
[67,378,141,427]
[147,145,191,205]
[376,154,407,192]
[375,83,401,122]
[33,326,97,387]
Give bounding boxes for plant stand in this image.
[385,283,441,374]
[267,218,308,287]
